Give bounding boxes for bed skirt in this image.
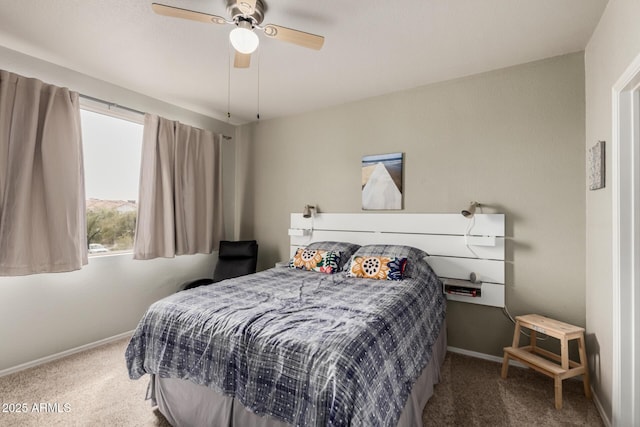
[149,320,447,427]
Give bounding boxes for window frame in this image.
[80,99,144,257]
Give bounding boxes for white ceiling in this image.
[0,0,607,125]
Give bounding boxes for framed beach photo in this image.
[362,152,404,210]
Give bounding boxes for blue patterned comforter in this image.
[125,260,445,427]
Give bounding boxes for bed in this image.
[126,244,445,427]
[126,213,504,426]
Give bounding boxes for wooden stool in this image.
[501,314,591,409]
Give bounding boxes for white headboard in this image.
[289,213,505,308]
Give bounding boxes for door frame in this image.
[611,51,640,427]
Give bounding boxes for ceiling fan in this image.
[151,0,325,68]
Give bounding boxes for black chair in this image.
[182,240,258,290]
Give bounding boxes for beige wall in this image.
[239,53,586,357]
[584,0,640,423]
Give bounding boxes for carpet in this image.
[0,337,603,426]
[423,352,604,426]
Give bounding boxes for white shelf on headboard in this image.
[289,213,506,308]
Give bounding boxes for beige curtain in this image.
[0,70,87,275]
[133,114,224,260]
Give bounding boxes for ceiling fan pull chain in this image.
[257,46,260,120]
[227,40,232,122]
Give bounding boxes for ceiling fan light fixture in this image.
[229,20,259,54]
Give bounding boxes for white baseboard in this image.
[0,330,134,378]
[590,386,612,427]
[447,346,592,380]
[447,345,527,369]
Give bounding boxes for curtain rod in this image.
[79,94,232,140]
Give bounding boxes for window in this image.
[80,108,143,255]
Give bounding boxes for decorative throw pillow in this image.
[289,249,341,274]
[305,241,361,271]
[346,256,407,281]
[350,245,427,278]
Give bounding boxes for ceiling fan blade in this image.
[236,0,257,16]
[151,3,227,25]
[261,24,324,50]
[234,52,251,68]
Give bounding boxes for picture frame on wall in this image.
[588,140,605,190]
[361,152,404,210]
